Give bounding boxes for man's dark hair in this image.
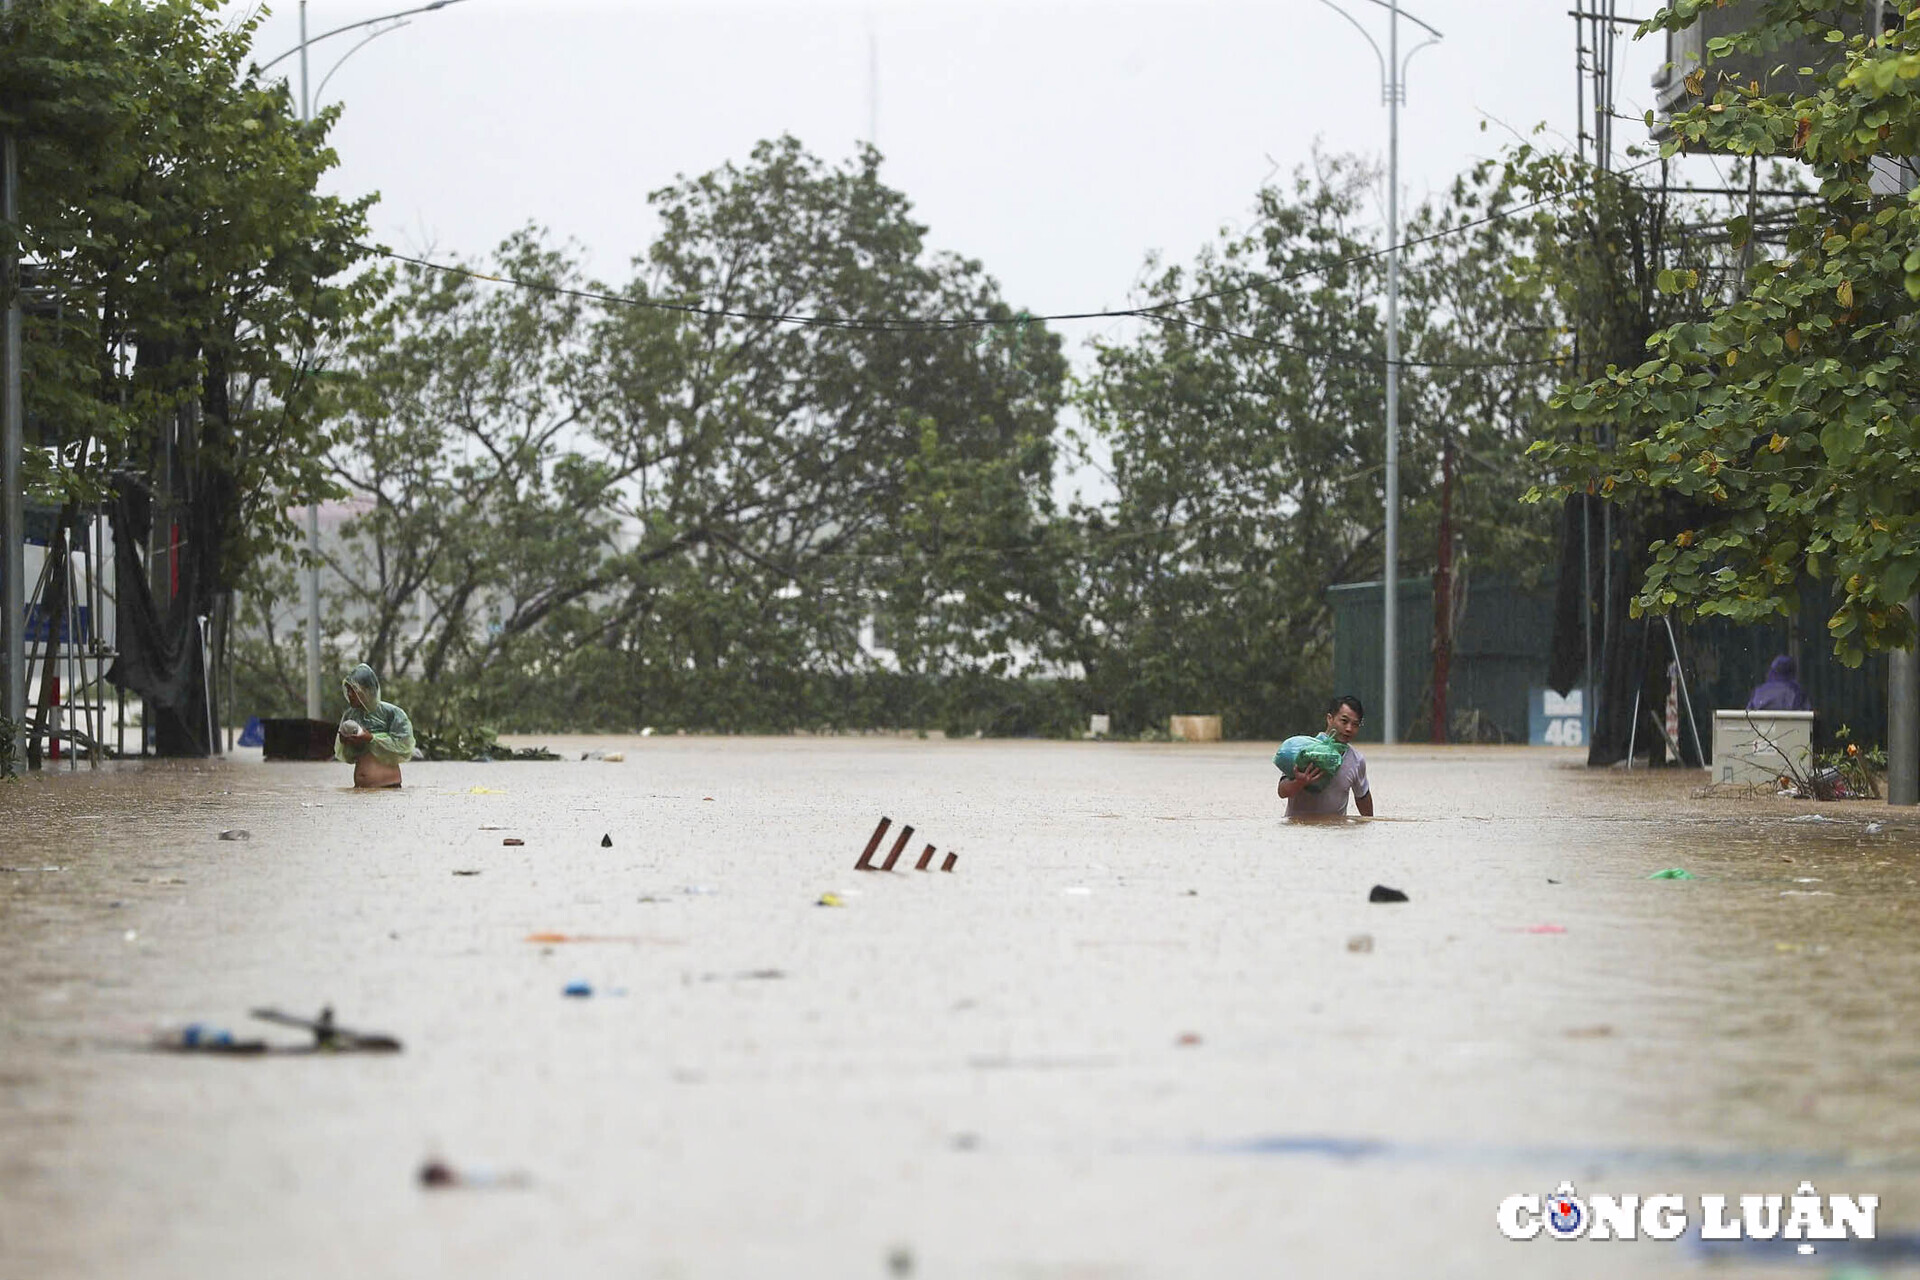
[1327,693,1365,722]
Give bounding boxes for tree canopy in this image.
[0,0,376,571]
[1530,0,1920,664]
[251,139,1069,734]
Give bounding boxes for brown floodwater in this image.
[3,738,1919,1278]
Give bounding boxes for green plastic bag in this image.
[1273,733,1348,793]
[1647,868,1697,880]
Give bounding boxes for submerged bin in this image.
[261,718,339,761]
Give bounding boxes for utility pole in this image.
[1383,0,1401,746]
[298,0,324,722]
[1,0,24,772]
[1892,596,1919,806]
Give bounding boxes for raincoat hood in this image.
[344,663,381,708]
[1767,654,1797,682]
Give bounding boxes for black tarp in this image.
[105,470,226,757]
[1546,491,1704,767]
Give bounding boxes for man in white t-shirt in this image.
[1275,694,1374,817]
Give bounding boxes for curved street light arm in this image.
[1353,0,1444,42]
[1402,33,1443,83]
[256,0,470,74]
[1315,0,1387,89]
[314,19,410,105]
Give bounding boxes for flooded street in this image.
[3,738,1919,1278]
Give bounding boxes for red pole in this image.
[1431,432,1454,744]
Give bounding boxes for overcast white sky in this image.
[237,0,1691,331]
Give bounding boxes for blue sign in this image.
[25,603,91,645]
[1529,687,1590,748]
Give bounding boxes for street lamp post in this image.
[1315,0,1440,746]
[261,0,470,720]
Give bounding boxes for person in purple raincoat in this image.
[1746,654,1812,712]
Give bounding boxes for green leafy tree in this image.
[1069,156,1562,738]
[1070,158,1398,736]
[576,137,1068,729]
[0,0,376,548]
[322,232,615,697]
[256,138,1069,734]
[1530,0,1920,664]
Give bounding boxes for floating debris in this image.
[418,1159,532,1190]
[160,1006,401,1055]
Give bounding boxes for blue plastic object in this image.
[562,981,593,998]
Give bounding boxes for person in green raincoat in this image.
[335,663,414,789]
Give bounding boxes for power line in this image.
[348,152,1691,374]
[364,244,1570,372]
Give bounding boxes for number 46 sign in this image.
[1529,688,1589,748]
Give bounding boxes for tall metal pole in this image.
[1891,596,1919,806]
[0,0,24,772]
[1382,0,1401,745]
[299,0,324,721]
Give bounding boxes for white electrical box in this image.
[1711,710,1814,785]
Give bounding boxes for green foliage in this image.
[1532,0,1920,664]
[1812,723,1885,798]
[412,720,559,763]
[1069,157,1560,737]
[249,138,1070,733]
[0,0,379,580]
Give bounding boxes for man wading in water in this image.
[1276,694,1374,817]
[335,664,415,789]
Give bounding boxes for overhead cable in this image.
[348,152,1706,372]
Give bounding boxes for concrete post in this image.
[1889,595,1919,806]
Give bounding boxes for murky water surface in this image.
[3,739,1920,1278]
